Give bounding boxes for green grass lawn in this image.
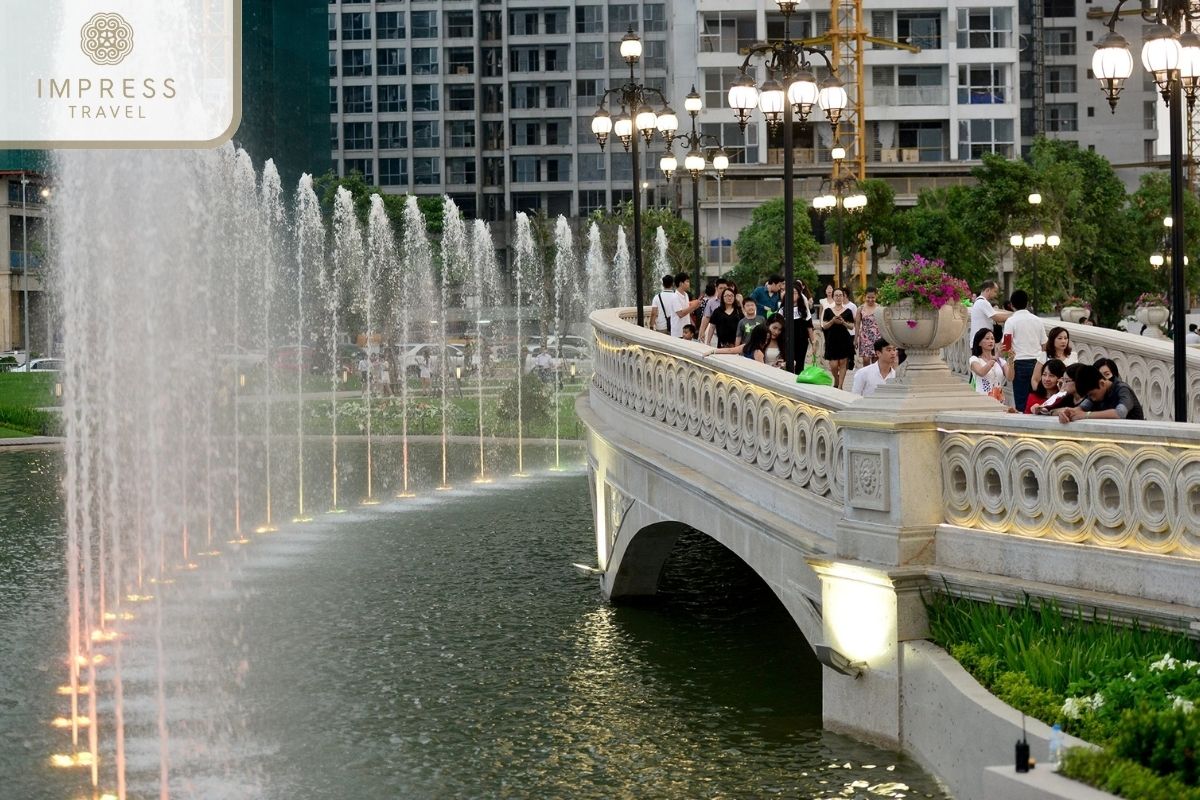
[0,372,58,407]
[0,425,33,438]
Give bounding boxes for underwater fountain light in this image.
[54,382,62,398]
[51,715,91,728]
[238,373,246,387]
[50,752,95,768]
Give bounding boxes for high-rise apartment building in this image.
[328,0,677,224]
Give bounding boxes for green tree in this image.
[1122,171,1200,320]
[731,198,821,290]
[828,178,903,285]
[588,201,697,299]
[897,186,994,289]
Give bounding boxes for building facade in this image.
[0,171,49,355]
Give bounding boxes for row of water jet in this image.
[470,219,501,482]
[512,213,541,477]
[328,186,362,511]
[552,217,585,470]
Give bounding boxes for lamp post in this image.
[659,86,729,293]
[1093,0,1196,421]
[727,0,847,372]
[19,174,29,361]
[1007,192,1060,312]
[811,147,867,289]
[590,27,679,329]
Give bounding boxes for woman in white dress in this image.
[969,328,1014,403]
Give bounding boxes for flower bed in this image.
[926,591,1200,797]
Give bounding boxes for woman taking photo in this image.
[1031,326,1076,389]
[969,328,1014,402]
[705,287,743,348]
[1025,358,1066,413]
[821,287,855,388]
[855,286,882,367]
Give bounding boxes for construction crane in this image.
[814,1,920,288]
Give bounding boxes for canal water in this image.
[0,445,948,799]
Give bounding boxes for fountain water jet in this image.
[439,198,471,489]
[612,226,633,310]
[328,187,362,512]
[257,160,284,532]
[400,196,436,495]
[470,219,501,483]
[292,174,325,522]
[550,216,582,471]
[512,213,541,477]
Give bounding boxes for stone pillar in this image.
[812,301,1005,747]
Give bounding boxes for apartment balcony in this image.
[868,86,950,106]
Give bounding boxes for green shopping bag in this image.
[796,363,833,386]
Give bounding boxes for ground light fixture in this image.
[1093,0,1196,421]
[727,0,846,371]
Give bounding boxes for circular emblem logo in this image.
[80,12,134,66]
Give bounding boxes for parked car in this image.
[524,335,590,361]
[12,358,64,373]
[271,345,320,372]
[395,343,466,377]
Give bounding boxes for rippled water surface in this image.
[0,445,948,799]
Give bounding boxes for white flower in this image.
[1170,694,1197,713]
[1061,693,1105,719]
[1185,661,1200,670]
[1125,672,1138,682]
[1151,653,1179,672]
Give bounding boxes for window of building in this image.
[512,156,540,182]
[609,4,638,31]
[329,86,338,114]
[343,121,373,151]
[414,120,440,148]
[482,48,503,77]
[577,79,602,106]
[378,84,406,113]
[644,4,666,32]
[1045,28,1076,57]
[1044,0,1076,16]
[376,11,404,40]
[1046,65,1076,94]
[957,118,1014,159]
[343,158,373,183]
[545,46,568,71]
[412,47,438,75]
[512,121,540,146]
[483,158,505,186]
[643,40,666,69]
[546,119,569,145]
[380,121,408,149]
[414,157,441,185]
[343,85,372,114]
[482,11,502,41]
[897,11,942,49]
[898,120,946,160]
[704,67,742,109]
[1145,100,1157,131]
[447,157,477,185]
[483,84,504,113]
[576,6,603,34]
[446,48,474,75]
[446,11,473,38]
[380,157,408,186]
[577,42,605,71]
[578,152,606,181]
[450,194,477,218]
[341,12,371,41]
[579,190,607,216]
[1046,103,1078,132]
[701,122,754,162]
[483,194,505,221]
[447,85,475,111]
[411,11,438,38]
[342,48,372,77]
[545,84,569,108]
[377,47,405,76]
[447,120,475,148]
[329,49,337,78]
[956,8,1011,48]
[512,193,542,214]
[700,12,756,54]
[483,122,504,150]
[510,48,540,72]
[329,12,337,42]
[546,156,570,182]
[957,64,1007,104]
[544,10,568,35]
[510,11,539,36]
[511,84,540,109]
[413,84,439,112]
[610,151,632,181]
[330,121,338,151]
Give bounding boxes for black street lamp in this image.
[590,27,679,329]
[812,147,867,289]
[1093,0,1198,421]
[659,86,729,293]
[727,0,847,372]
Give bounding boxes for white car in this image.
[395,343,466,377]
[12,357,64,372]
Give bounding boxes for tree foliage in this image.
[588,201,697,298]
[731,198,821,290]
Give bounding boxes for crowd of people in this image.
[646,271,1146,424]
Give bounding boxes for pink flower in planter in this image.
[906,320,918,328]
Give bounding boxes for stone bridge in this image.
[577,306,1200,793]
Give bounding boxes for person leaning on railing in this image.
[1057,364,1144,423]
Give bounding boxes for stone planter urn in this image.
[1060,306,1088,324]
[1135,305,1169,338]
[880,299,969,388]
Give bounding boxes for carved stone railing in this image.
[937,412,1200,558]
[943,319,1200,422]
[592,308,854,505]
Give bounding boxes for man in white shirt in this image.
[1001,289,1047,413]
[851,338,899,397]
[670,272,703,338]
[649,274,675,333]
[969,281,1011,343]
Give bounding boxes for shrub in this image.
[495,376,550,432]
[1062,748,1200,800]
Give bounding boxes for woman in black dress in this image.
[706,287,743,348]
[821,287,855,389]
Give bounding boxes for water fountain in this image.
[229,149,259,543]
[439,198,470,490]
[652,226,670,284]
[400,196,435,494]
[292,174,324,522]
[362,196,389,503]
[470,219,500,483]
[258,160,283,532]
[327,187,362,512]
[511,213,541,477]
[612,226,633,309]
[584,222,608,318]
[551,216,581,471]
